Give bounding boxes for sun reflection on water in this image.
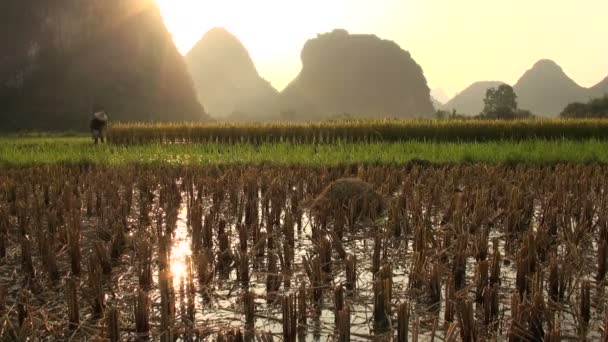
[170,205,192,288]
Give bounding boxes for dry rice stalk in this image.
[545,319,560,342]
[159,267,175,342]
[490,238,501,287]
[138,240,153,291]
[20,235,35,280]
[330,231,347,260]
[43,232,60,282]
[427,263,441,305]
[244,290,255,328]
[548,255,568,302]
[453,250,467,291]
[398,302,410,342]
[238,223,248,253]
[191,204,204,254]
[66,278,79,330]
[319,234,332,277]
[0,231,5,260]
[456,300,476,342]
[474,228,489,262]
[106,306,120,342]
[203,214,213,250]
[445,277,455,323]
[602,315,608,342]
[337,306,350,342]
[68,211,81,276]
[303,254,323,304]
[197,250,215,290]
[516,252,529,300]
[334,285,344,325]
[17,290,30,331]
[409,252,426,290]
[236,251,249,286]
[218,224,233,273]
[88,256,105,319]
[581,280,591,326]
[444,323,459,342]
[599,239,607,282]
[283,240,294,271]
[94,240,112,275]
[135,290,150,340]
[373,233,382,275]
[282,294,297,342]
[267,251,281,303]
[475,260,489,303]
[483,284,499,326]
[345,255,357,293]
[373,263,392,332]
[297,282,307,336]
[0,286,5,313]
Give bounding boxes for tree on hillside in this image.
[481,84,518,119]
[560,95,608,118]
[560,102,589,118]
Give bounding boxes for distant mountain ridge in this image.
[279,29,434,119]
[514,59,588,116]
[0,0,206,131]
[443,59,606,116]
[186,28,279,119]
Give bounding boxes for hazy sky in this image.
[156,0,608,98]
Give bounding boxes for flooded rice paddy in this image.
[0,164,607,341]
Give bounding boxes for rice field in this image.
[107,119,608,145]
[2,119,608,341]
[1,164,608,341]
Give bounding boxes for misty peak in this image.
[526,59,567,76]
[200,27,240,43]
[186,27,278,119]
[532,58,561,69]
[190,27,250,59]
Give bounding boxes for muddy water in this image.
[154,188,606,341]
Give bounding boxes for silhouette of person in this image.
[90,109,108,144]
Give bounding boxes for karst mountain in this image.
[0,0,206,131]
[186,28,279,120]
[279,29,434,120]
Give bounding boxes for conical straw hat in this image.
[94,111,108,122]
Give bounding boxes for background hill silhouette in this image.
[444,59,604,116]
[590,77,608,98]
[513,59,588,116]
[0,0,206,131]
[279,29,434,120]
[443,81,505,115]
[186,28,279,120]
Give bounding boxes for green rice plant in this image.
[106,119,608,145]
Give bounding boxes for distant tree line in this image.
[560,95,608,118]
[435,84,533,120]
[436,85,608,120]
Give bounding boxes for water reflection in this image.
[171,205,192,288]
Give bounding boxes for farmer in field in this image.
[90,109,108,144]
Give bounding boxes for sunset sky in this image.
[155,0,608,98]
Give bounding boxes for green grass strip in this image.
[0,137,606,167]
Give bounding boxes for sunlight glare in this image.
[170,205,193,288]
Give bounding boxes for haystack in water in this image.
[311,178,385,227]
